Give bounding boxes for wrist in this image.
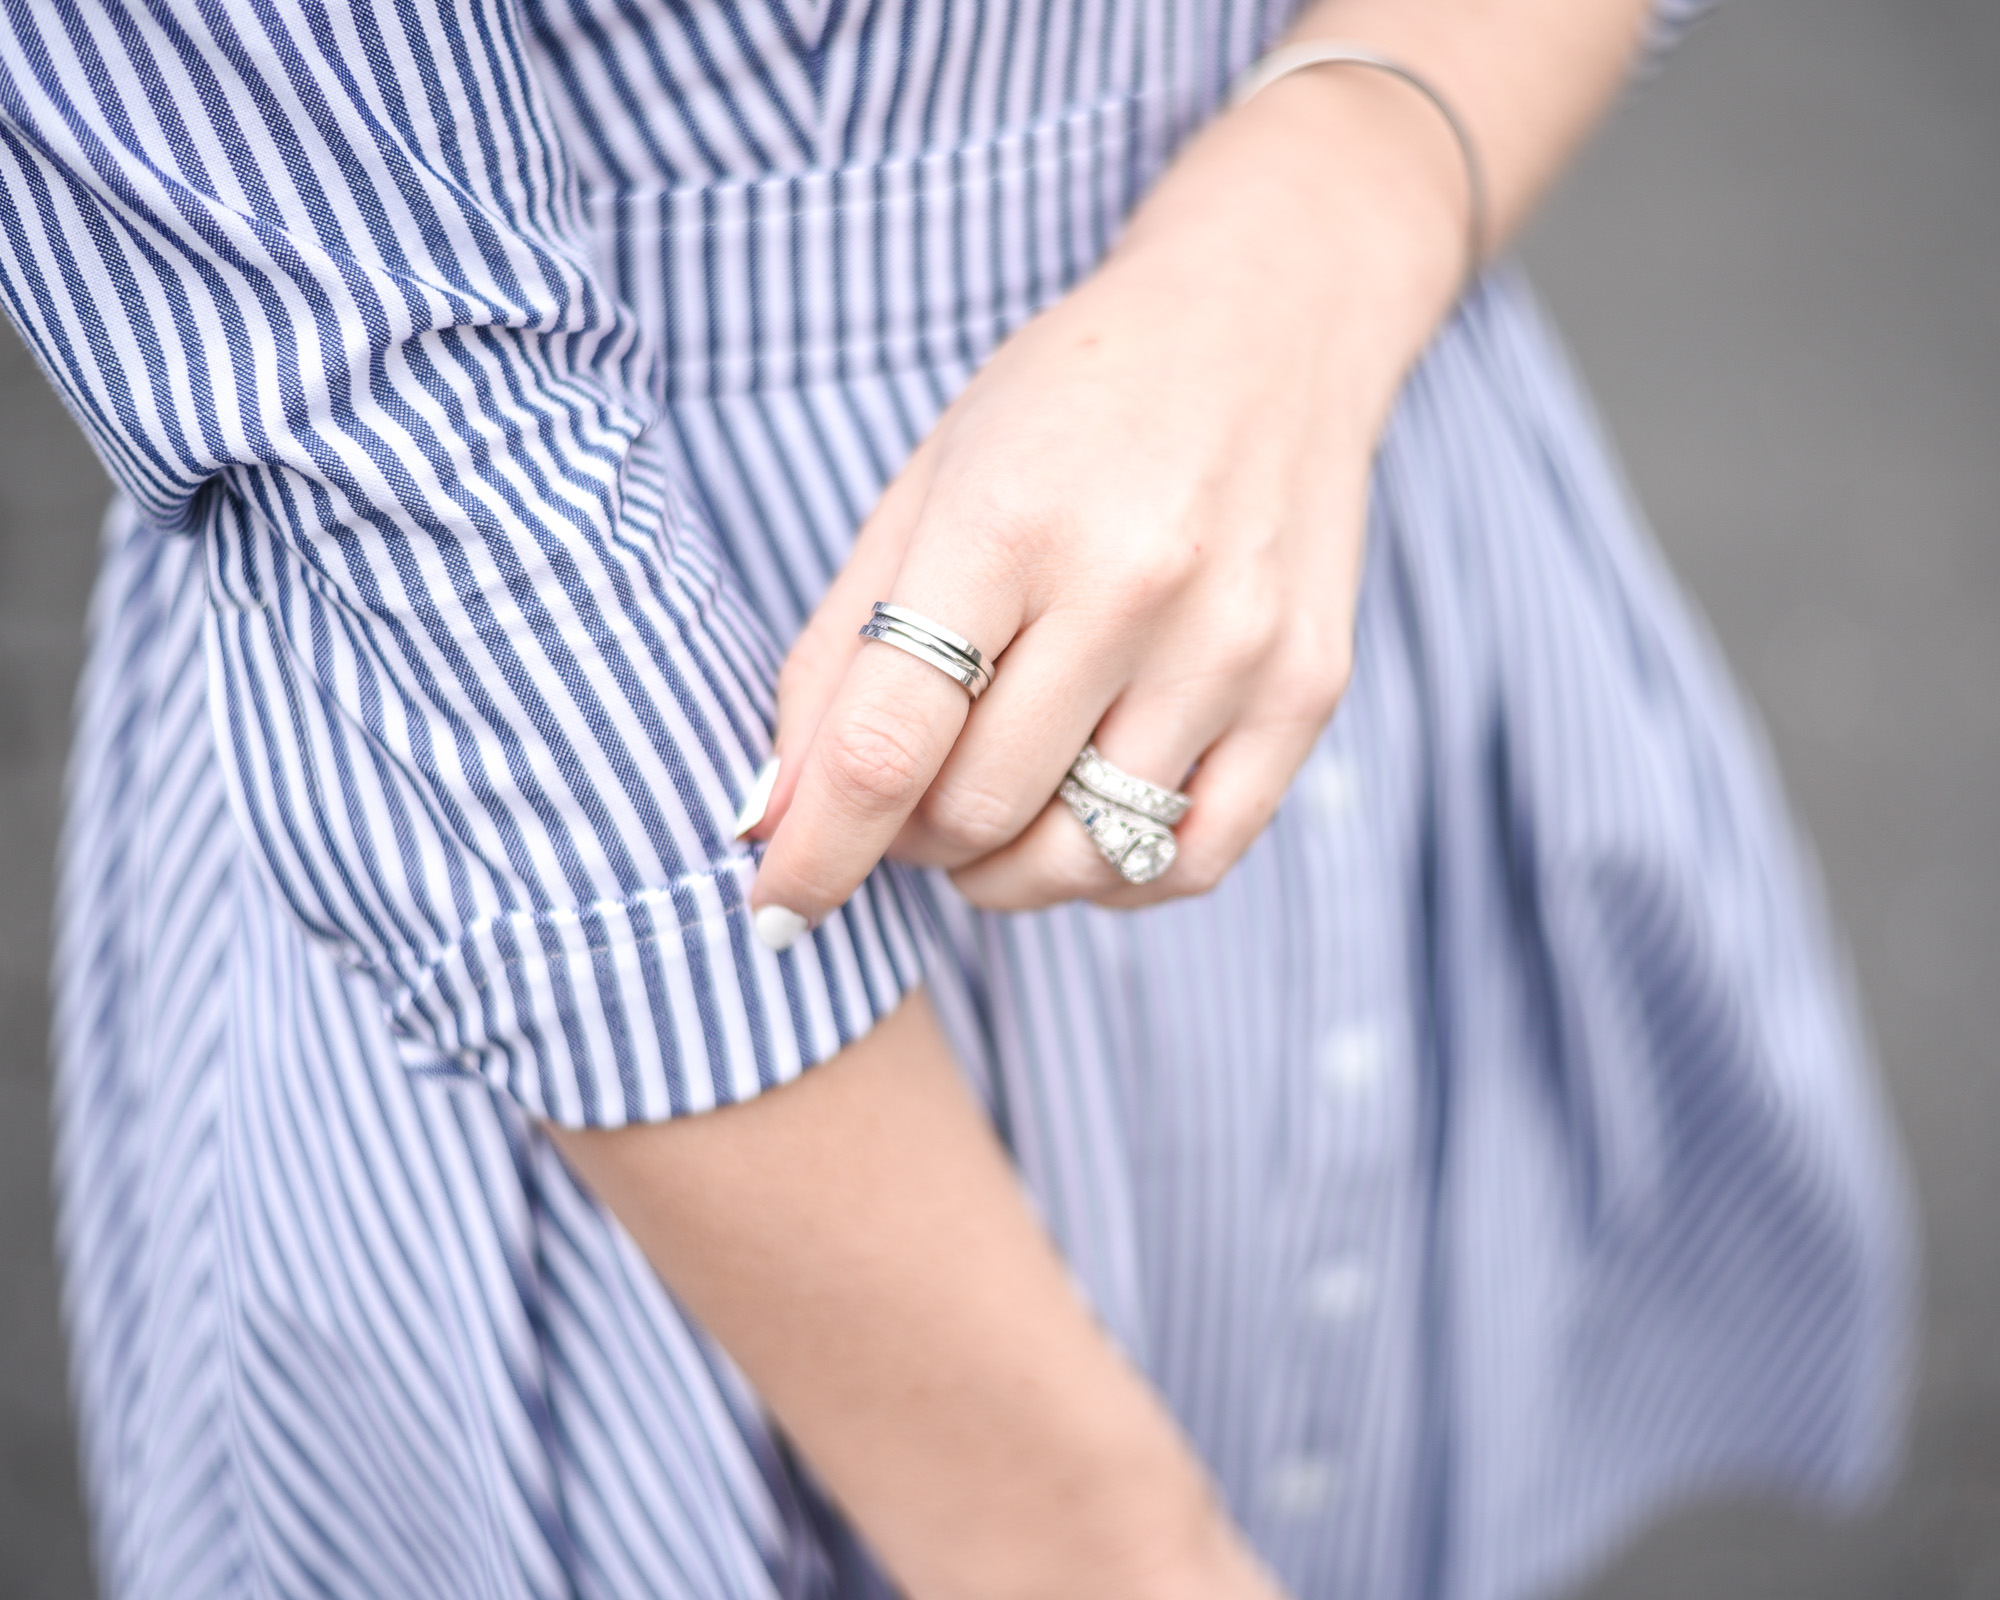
[1113,48,1470,438]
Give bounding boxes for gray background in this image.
[0,0,1994,1592]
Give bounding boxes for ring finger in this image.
[945,674,1234,911]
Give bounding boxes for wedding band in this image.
[858,603,993,698]
[1066,744,1192,827]
[1059,779,1179,885]
[858,619,985,695]
[869,603,987,673]
[1059,745,1192,885]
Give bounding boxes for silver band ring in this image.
[858,603,993,698]
[869,603,987,674]
[863,613,989,684]
[857,619,985,695]
[1067,743,1192,827]
[1059,779,1179,885]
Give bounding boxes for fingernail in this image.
[733,756,780,839]
[753,904,810,952]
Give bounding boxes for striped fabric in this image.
[12,1,1905,1597]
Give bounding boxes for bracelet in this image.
[1227,41,1488,296]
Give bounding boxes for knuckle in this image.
[950,484,1064,571]
[818,707,931,815]
[921,781,1024,857]
[1272,637,1353,724]
[1209,615,1282,683]
[1104,542,1198,615]
[1277,680,1342,732]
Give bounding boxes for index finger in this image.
[748,615,985,949]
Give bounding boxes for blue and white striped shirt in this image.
[10,1,1909,1595]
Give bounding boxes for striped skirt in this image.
[52,41,1909,1600]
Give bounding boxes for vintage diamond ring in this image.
[1065,743,1192,827]
[1058,776,1180,885]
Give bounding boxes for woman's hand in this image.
[743,57,1468,931]
[743,0,1654,936]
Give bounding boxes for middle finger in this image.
[891,609,1132,868]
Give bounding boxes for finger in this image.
[890,607,1131,869]
[750,644,972,948]
[945,791,1118,912]
[750,538,1028,946]
[945,673,1235,910]
[745,438,940,842]
[1083,613,1350,909]
[904,585,1276,868]
[1092,706,1322,910]
[951,638,1340,912]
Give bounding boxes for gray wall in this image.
[0,218,107,1600]
[0,0,1993,1592]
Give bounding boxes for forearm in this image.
[552,994,1276,1600]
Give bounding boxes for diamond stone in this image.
[1119,830,1177,884]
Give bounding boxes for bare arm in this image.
[565,1,1655,1595]
[554,994,1277,1600]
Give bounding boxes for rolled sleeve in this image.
[0,0,924,1125]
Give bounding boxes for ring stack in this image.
[857,602,993,698]
[1059,744,1193,886]
[1067,743,1192,826]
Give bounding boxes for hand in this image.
[745,53,1468,937]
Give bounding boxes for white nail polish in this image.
[753,904,810,951]
[733,756,781,839]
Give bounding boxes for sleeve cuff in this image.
[381,855,931,1127]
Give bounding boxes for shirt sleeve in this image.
[0,0,925,1126]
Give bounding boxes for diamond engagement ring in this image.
[1059,779,1179,885]
[857,602,993,698]
[1058,747,1192,886]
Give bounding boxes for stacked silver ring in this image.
[1059,744,1192,886]
[857,601,993,698]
